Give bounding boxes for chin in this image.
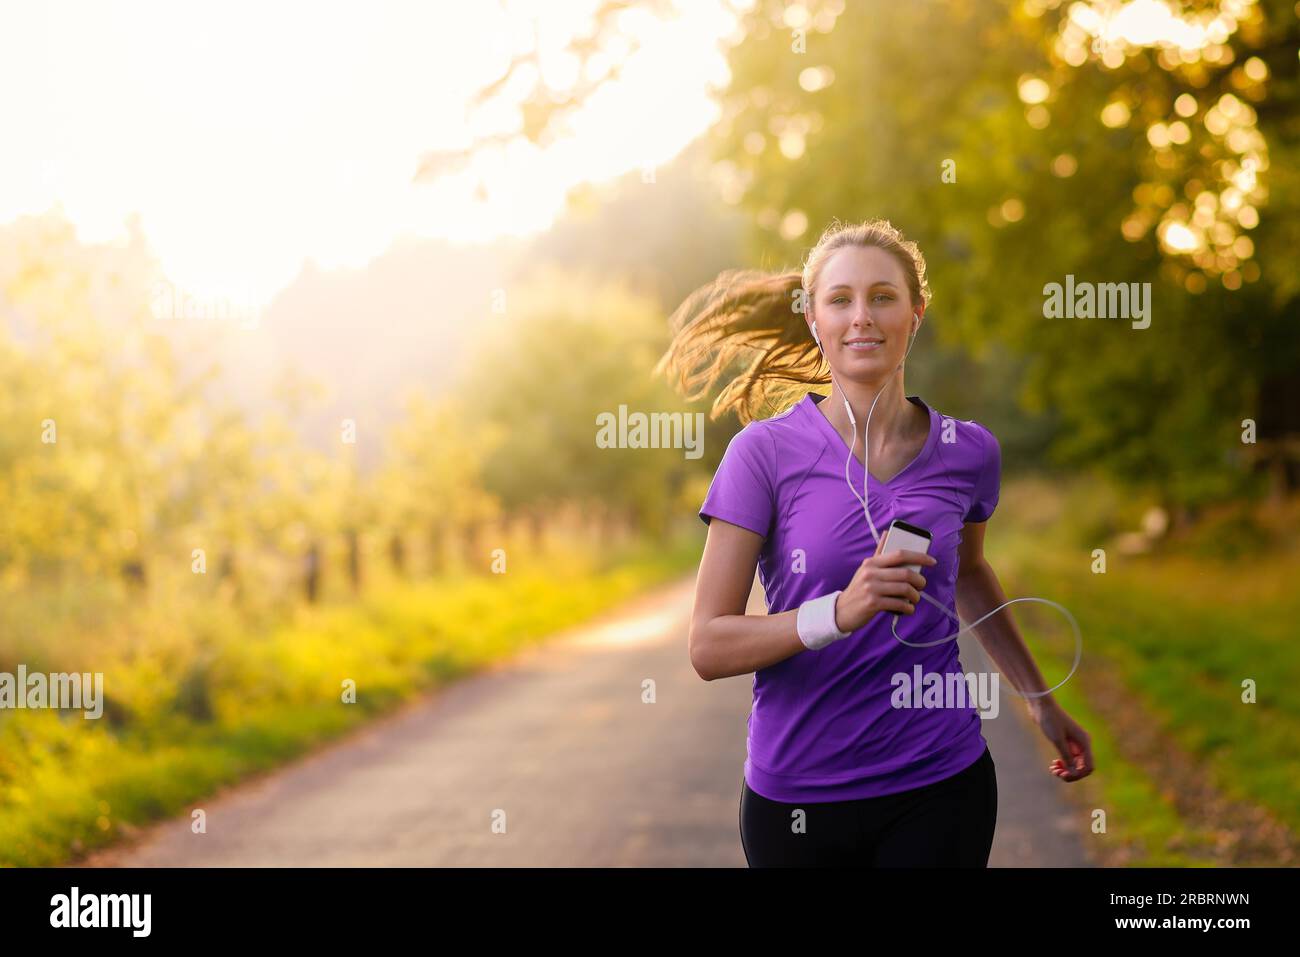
[841,367,893,387]
[841,352,894,368]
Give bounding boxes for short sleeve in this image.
[698,423,776,539]
[963,426,1001,524]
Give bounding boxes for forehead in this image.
[818,245,905,288]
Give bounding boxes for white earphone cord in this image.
[813,311,1081,700]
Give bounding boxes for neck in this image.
[822,374,919,451]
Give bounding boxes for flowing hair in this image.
[654,217,932,425]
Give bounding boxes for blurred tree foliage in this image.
[371,390,502,572]
[452,264,703,539]
[0,210,701,603]
[0,212,370,596]
[465,0,1300,515]
[712,0,1299,513]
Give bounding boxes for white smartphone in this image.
[881,519,932,575]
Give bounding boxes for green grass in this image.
[0,526,703,866]
[987,478,1300,865]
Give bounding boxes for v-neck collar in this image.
[803,390,938,487]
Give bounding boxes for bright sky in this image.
[0,0,739,307]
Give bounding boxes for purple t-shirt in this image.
[699,390,1000,802]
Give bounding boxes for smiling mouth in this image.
[844,338,884,350]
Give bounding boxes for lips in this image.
[844,337,884,350]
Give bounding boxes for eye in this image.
[831,296,848,304]
[873,293,894,302]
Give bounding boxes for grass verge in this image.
[0,526,703,866]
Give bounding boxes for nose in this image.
[851,307,876,330]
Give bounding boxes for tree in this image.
[710,0,1299,509]
[456,264,698,538]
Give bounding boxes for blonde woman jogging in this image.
[657,219,1093,867]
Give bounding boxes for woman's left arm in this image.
[954,520,1095,782]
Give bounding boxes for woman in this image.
[657,218,1094,867]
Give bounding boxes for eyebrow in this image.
[827,281,897,291]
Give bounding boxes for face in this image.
[808,245,922,382]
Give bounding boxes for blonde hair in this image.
[654,218,931,425]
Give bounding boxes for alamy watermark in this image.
[0,666,104,719]
[50,886,150,937]
[595,405,705,459]
[1042,274,1151,329]
[150,279,262,329]
[891,665,1000,719]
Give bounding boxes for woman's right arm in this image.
[688,518,934,681]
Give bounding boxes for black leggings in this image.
[739,746,997,867]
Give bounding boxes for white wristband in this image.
[796,590,850,650]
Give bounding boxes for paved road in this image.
[80,574,1094,867]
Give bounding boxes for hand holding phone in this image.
[880,520,933,576]
[832,520,936,631]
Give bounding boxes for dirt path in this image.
[78,574,1095,867]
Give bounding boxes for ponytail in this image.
[655,218,931,426]
[653,267,826,426]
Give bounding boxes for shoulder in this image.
[721,417,777,460]
[963,417,999,454]
[721,398,815,463]
[711,418,779,493]
[931,407,999,466]
[758,397,824,454]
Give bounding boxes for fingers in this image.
[874,581,921,614]
[1076,731,1095,777]
[1051,737,1075,778]
[1049,737,1093,781]
[873,549,936,568]
[880,597,917,615]
[877,580,921,602]
[872,566,928,589]
[856,546,934,618]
